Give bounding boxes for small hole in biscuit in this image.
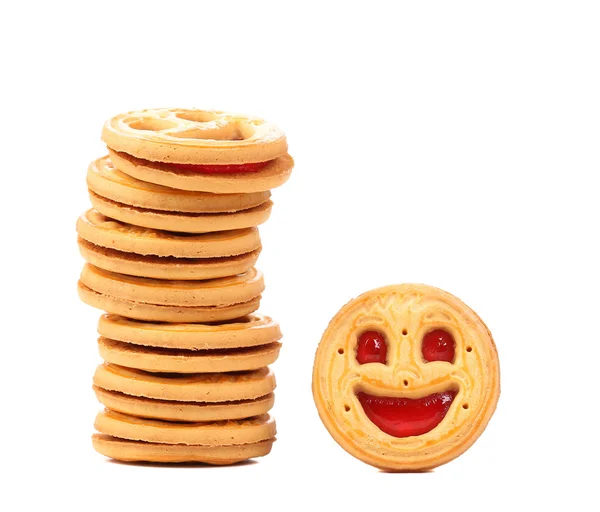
[466,346,472,352]
[403,379,409,386]
[402,329,408,336]
[462,403,469,410]
[338,348,344,355]
[344,405,350,412]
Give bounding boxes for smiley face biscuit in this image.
[101,108,293,193]
[312,284,500,471]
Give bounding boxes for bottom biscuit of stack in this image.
[90,314,281,464]
[92,435,275,465]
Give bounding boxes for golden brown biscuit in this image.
[78,281,260,322]
[98,337,281,373]
[93,363,276,402]
[102,108,288,164]
[77,237,260,281]
[79,107,288,466]
[89,191,273,233]
[93,386,274,422]
[92,434,274,464]
[77,210,261,258]
[97,314,282,350]
[87,156,270,212]
[312,283,500,471]
[95,410,276,446]
[110,149,294,193]
[79,264,264,307]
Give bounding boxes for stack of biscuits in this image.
[76,108,293,464]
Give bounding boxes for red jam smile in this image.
[163,161,271,175]
[357,390,457,438]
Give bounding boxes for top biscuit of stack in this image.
[101,108,294,193]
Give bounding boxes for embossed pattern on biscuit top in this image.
[119,109,277,144]
[328,290,479,445]
[102,108,288,166]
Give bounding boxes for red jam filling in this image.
[163,161,271,175]
[357,390,457,438]
[422,329,455,363]
[356,331,387,364]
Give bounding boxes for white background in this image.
[2,1,599,510]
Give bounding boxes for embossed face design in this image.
[312,284,500,471]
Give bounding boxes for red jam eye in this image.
[422,329,455,363]
[356,331,388,364]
